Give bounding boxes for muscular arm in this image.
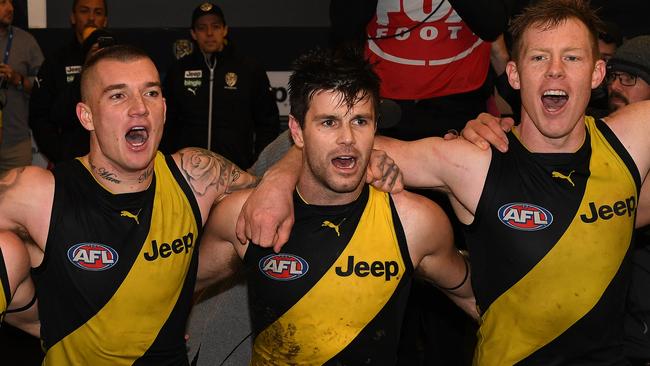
[173,147,259,223]
[604,101,650,226]
[196,191,250,292]
[0,167,53,251]
[392,191,477,320]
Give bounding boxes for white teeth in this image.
[543,90,567,96]
[130,126,146,131]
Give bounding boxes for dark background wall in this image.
[48,0,330,28]
[30,1,333,74]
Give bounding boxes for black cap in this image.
[608,36,650,85]
[191,2,226,28]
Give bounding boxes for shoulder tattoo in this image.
[179,148,237,196]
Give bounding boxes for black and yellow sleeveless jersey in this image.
[465,117,640,365]
[33,152,202,366]
[245,185,413,365]
[0,247,10,322]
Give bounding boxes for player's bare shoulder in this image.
[0,166,54,208]
[603,100,650,177]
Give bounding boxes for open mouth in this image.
[125,126,148,147]
[332,156,357,169]
[541,90,569,112]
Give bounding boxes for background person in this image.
[29,0,108,165]
[161,2,280,170]
[0,0,43,173]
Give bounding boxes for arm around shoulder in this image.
[196,190,251,292]
[392,191,478,320]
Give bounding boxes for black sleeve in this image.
[28,58,63,163]
[160,63,180,154]
[448,0,516,41]
[329,0,377,50]
[250,65,280,159]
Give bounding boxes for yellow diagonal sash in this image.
[45,153,198,365]
[251,188,405,365]
[474,118,636,365]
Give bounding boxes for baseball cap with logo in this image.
[191,2,226,28]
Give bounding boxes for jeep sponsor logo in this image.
[143,232,194,261]
[259,253,309,281]
[580,196,636,223]
[498,203,553,231]
[184,70,202,78]
[335,255,399,281]
[67,243,118,271]
[65,65,82,75]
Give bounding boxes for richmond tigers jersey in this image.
[465,117,640,365]
[245,185,413,366]
[33,152,202,366]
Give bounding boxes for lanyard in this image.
[3,26,13,64]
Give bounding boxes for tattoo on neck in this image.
[138,167,154,183]
[89,162,154,185]
[97,167,121,184]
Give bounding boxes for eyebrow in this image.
[102,81,161,94]
[528,46,586,53]
[312,113,374,120]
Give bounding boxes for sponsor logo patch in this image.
[498,202,553,231]
[173,39,193,60]
[184,70,202,79]
[65,65,82,75]
[225,72,237,88]
[67,243,119,271]
[259,253,309,281]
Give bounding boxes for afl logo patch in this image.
[259,253,309,281]
[67,243,119,271]
[498,203,553,231]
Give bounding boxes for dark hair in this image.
[72,0,108,16]
[289,48,380,127]
[598,21,623,47]
[509,0,602,61]
[80,45,151,101]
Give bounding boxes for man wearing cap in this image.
[29,0,108,164]
[161,2,280,170]
[606,35,650,114]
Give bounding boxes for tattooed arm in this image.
[173,147,259,223]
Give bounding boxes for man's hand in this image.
[366,149,404,193]
[235,146,302,252]
[461,113,514,152]
[235,182,294,253]
[0,63,16,84]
